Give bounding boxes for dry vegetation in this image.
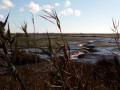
[0,60,120,90]
[0,11,120,90]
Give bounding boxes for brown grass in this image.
[0,60,119,90]
[1,9,120,90]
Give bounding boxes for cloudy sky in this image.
[0,0,120,33]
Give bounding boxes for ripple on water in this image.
[95,47,120,55]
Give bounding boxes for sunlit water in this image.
[25,37,120,63]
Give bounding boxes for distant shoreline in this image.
[11,33,117,37]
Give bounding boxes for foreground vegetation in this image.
[0,11,120,90]
[1,60,120,90]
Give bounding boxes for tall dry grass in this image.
[0,13,26,90]
[0,10,120,90]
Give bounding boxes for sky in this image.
[0,0,120,33]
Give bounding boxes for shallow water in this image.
[69,37,120,63]
[25,37,120,63]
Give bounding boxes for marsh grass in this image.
[39,10,120,90]
[0,13,26,90]
[1,10,120,90]
[0,60,120,90]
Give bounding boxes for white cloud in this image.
[60,8,73,16]
[54,3,60,7]
[60,8,81,16]
[74,10,81,16]
[20,7,24,12]
[0,14,4,19]
[0,0,14,9]
[65,0,71,7]
[42,4,54,13]
[28,1,41,13]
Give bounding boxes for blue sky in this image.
[0,0,120,33]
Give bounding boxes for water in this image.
[70,37,120,63]
[24,37,120,63]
